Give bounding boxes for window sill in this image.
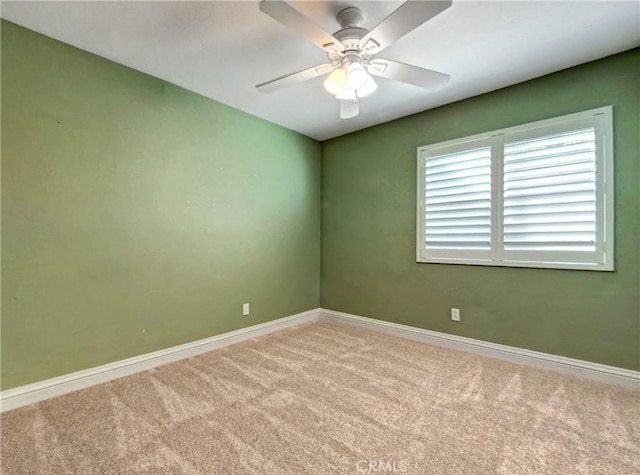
[416,257,614,272]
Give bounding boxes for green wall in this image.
[322,49,640,370]
[1,21,321,389]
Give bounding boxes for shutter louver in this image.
[424,146,492,253]
[503,128,597,254]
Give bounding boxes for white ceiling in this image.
[2,1,639,141]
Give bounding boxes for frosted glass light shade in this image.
[323,68,346,96]
[336,75,377,100]
[357,75,377,97]
[346,63,369,89]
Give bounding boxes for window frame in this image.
[416,106,614,271]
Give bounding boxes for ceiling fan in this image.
[255,0,452,119]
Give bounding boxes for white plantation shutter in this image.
[417,107,613,270]
[419,139,493,260]
[501,117,605,265]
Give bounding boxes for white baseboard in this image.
[320,308,640,390]
[3,306,637,412]
[0,308,322,412]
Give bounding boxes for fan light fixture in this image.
[323,65,377,100]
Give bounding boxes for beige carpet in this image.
[1,320,639,474]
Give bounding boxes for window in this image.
[416,107,613,271]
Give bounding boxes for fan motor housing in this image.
[324,6,370,64]
[328,27,369,64]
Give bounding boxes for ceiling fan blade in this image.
[340,99,359,119]
[359,1,452,54]
[368,59,450,90]
[256,64,335,93]
[260,0,344,53]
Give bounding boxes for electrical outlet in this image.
[451,308,460,322]
[242,303,250,316]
